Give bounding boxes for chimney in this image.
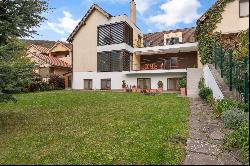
[130,0,136,24]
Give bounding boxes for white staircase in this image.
[187,68,203,98]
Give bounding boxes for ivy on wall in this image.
[233,29,249,60]
[195,0,234,64]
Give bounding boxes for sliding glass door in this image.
[167,78,180,91]
[137,78,151,89]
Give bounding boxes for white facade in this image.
[73,71,186,90]
[203,65,224,100]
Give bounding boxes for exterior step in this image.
[208,64,235,100]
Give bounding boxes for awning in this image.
[125,69,187,75]
[134,42,198,55]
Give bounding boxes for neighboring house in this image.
[27,41,72,88]
[67,0,202,91]
[198,0,249,43]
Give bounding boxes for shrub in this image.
[39,82,50,91]
[221,108,249,129]
[49,74,65,90]
[122,80,127,88]
[157,80,163,88]
[199,87,213,101]
[198,77,205,89]
[213,99,248,118]
[224,123,249,162]
[178,77,186,88]
[28,82,41,92]
[206,94,215,107]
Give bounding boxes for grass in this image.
[0,91,190,165]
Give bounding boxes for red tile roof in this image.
[29,44,50,54]
[143,27,196,47]
[32,53,71,68]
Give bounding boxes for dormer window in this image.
[240,0,249,17]
[166,37,179,45]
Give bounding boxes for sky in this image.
[30,0,217,41]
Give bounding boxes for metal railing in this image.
[213,45,249,104]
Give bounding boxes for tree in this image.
[0,0,49,102]
[0,0,48,44]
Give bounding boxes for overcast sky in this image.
[29,0,216,41]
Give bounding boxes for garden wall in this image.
[203,64,224,100]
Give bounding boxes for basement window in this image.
[240,0,249,17]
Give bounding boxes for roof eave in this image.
[67,4,112,42]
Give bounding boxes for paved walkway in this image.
[184,98,242,165]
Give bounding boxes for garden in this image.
[198,76,249,163]
[0,91,190,165]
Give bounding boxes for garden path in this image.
[184,98,242,165]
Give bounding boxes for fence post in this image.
[220,47,224,78]
[228,49,233,91]
[213,41,217,69]
[243,57,249,105]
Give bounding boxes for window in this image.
[240,0,249,17]
[167,78,180,91]
[137,78,151,89]
[84,79,92,90]
[170,57,178,69]
[97,22,133,46]
[166,37,179,45]
[97,51,132,72]
[101,79,111,90]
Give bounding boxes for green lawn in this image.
[0,91,190,165]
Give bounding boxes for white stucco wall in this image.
[203,65,224,100]
[73,71,185,90]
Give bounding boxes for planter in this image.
[180,88,186,96]
[158,88,163,95]
[123,88,127,92]
[132,88,137,92]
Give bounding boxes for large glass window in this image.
[84,79,93,90]
[137,78,151,89]
[240,0,249,17]
[97,51,132,72]
[98,22,133,46]
[101,79,111,90]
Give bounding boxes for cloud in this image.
[47,11,80,35]
[148,0,201,29]
[136,0,155,15]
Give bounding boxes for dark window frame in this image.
[84,79,93,90]
[97,51,132,72]
[97,21,133,47]
[137,78,151,90]
[167,78,181,91]
[101,79,111,90]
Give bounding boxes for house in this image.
[197,0,249,46]
[27,41,72,88]
[67,0,203,91]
